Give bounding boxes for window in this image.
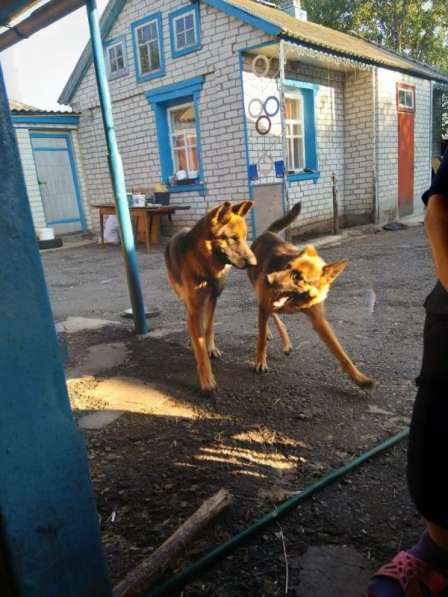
[283,81,319,183]
[168,104,199,180]
[169,5,201,58]
[146,76,205,194]
[131,13,165,82]
[285,94,305,172]
[105,35,128,80]
[397,84,415,112]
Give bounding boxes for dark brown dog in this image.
[165,201,256,394]
[247,202,374,388]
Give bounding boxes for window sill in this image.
[288,171,320,183]
[172,43,202,59]
[136,68,166,84]
[108,68,129,81]
[168,183,205,194]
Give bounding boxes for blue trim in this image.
[104,33,129,80]
[288,171,320,182]
[169,4,201,59]
[131,12,166,84]
[146,76,205,187]
[30,132,87,232]
[145,75,204,103]
[201,0,281,36]
[11,114,79,125]
[168,183,205,194]
[47,217,82,225]
[284,80,320,185]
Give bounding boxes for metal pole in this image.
[278,40,291,239]
[332,172,339,234]
[86,0,147,334]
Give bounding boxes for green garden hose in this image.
[148,427,409,596]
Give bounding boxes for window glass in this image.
[137,20,160,74]
[169,104,199,178]
[285,95,305,171]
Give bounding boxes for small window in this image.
[397,84,415,112]
[285,94,305,172]
[169,5,201,58]
[168,103,199,180]
[132,13,165,82]
[105,35,128,80]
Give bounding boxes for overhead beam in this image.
[0,0,85,52]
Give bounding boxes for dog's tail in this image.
[266,202,302,233]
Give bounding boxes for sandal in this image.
[372,551,448,596]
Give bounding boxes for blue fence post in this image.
[86,0,148,334]
[0,67,112,596]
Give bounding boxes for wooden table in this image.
[92,204,190,251]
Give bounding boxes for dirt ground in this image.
[43,222,432,595]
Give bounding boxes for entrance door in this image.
[397,83,416,218]
[31,133,86,234]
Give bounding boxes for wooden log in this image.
[113,488,233,597]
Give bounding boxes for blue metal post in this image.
[0,66,112,597]
[86,0,148,334]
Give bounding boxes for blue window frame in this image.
[284,80,319,183]
[169,4,201,59]
[105,34,128,80]
[131,12,165,83]
[145,76,205,194]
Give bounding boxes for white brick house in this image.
[59,0,448,238]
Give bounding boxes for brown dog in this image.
[165,201,256,394]
[247,202,374,389]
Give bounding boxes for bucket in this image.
[38,227,55,241]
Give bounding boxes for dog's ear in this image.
[303,245,318,257]
[232,200,254,217]
[210,201,232,226]
[322,259,348,284]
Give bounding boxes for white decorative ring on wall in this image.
[247,98,264,119]
[255,115,272,135]
[263,96,280,117]
[252,54,270,77]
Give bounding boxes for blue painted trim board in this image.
[201,0,281,36]
[11,114,80,125]
[284,80,320,184]
[0,62,112,597]
[104,33,129,80]
[146,76,205,188]
[30,132,87,231]
[131,12,166,83]
[169,3,202,59]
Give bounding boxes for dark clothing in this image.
[422,148,448,205]
[407,148,448,530]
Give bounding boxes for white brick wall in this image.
[376,68,431,222]
[72,0,271,234]
[14,128,46,231]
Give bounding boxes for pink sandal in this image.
[373,551,448,596]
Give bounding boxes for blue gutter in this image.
[86,0,147,334]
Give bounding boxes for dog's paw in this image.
[266,328,273,341]
[208,347,222,359]
[255,362,268,374]
[355,374,375,390]
[201,386,217,398]
[283,345,293,356]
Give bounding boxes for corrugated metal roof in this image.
[223,0,448,83]
[9,98,76,114]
